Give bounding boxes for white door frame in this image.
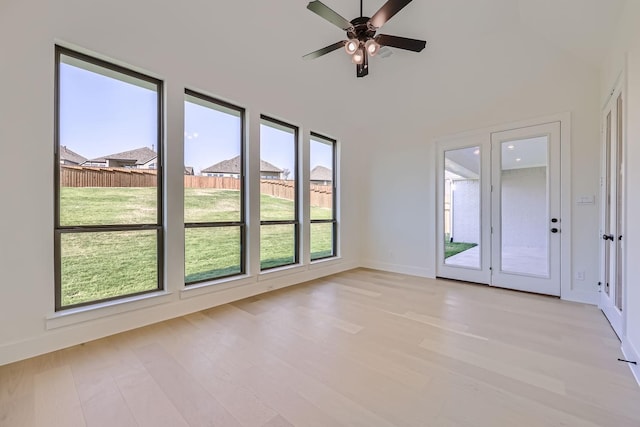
[599,74,626,338]
[435,113,576,301]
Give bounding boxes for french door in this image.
[437,122,562,296]
[599,80,625,339]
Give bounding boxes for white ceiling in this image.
[41,0,626,145]
[267,0,624,135]
[298,0,625,70]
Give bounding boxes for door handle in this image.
[602,234,614,241]
[551,228,560,233]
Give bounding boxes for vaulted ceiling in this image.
[208,0,625,135]
[42,0,626,141]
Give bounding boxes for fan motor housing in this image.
[348,16,376,41]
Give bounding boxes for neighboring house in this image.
[59,146,87,166]
[184,166,194,175]
[201,155,283,179]
[310,165,332,185]
[83,147,157,169]
[259,159,283,179]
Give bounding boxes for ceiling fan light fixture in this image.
[352,48,365,64]
[365,39,380,56]
[345,39,359,55]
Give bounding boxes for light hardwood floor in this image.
[1,268,639,426]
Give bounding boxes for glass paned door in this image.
[600,82,625,339]
[490,122,561,296]
[437,140,490,285]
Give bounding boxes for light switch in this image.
[576,195,595,205]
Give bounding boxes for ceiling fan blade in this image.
[370,0,413,29]
[375,34,426,52]
[356,52,369,78]
[307,1,354,31]
[303,41,347,60]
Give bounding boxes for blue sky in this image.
[60,60,333,176]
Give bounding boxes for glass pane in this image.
[501,136,549,277]
[616,95,623,310]
[59,54,159,226]
[60,230,158,307]
[310,137,334,220]
[443,146,480,268]
[311,222,334,260]
[260,224,296,269]
[184,94,242,223]
[260,120,296,221]
[185,227,241,283]
[604,112,611,296]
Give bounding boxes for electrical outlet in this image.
[576,271,585,281]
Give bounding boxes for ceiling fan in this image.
[303,0,427,78]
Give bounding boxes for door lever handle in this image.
[603,234,614,241]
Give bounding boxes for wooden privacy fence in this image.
[61,165,158,188]
[61,166,333,208]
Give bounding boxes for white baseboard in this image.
[622,338,640,387]
[360,259,434,279]
[561,288,599,305]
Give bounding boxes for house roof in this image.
[60,146,87,164]
[201,155,282,174]
[184,166,194,175]
[310,165,332,182]
[88,147,157,165]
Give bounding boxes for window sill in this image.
[46,290,173,330]
[258,263,306,281]
[180,274,255,299]
[309,256,342,270]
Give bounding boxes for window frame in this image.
[54,46,164,311]
[309,132,337,261]
[260,115,300,271]
[183,89,246,285]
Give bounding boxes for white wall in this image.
[361,23,602,300]
[451,180,480,244]
[0,0,365,365]
[602,0,640,383]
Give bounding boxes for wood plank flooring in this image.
[1,268,639,426]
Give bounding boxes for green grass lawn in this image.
[444,240,477,258]
[60,187,333,306]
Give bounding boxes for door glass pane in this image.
[616,95,623,310]
[605,112,612,296]
[500,137,549,277]
[444,146,480,268]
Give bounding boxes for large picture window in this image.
[54,47,163,310]
[260,117,299,270]
[310,133,337,260]
[184,91,245,284]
